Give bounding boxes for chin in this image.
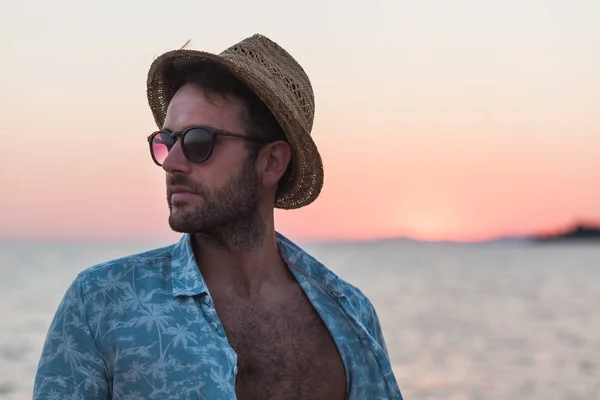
[168,215,195,234]
[168,205,205,233]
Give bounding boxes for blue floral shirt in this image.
[34,233,403,399]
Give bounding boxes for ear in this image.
[259,141,291,189]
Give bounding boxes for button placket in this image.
[199,293,227,339]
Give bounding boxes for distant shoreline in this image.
[531,224,600,243]
[311,223,600,246]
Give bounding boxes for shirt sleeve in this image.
[33,274,110,399]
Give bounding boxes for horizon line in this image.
[1,221,598,246]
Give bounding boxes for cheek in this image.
[188,163,235,194]
[208,143,252,174]
[183,142,251,188]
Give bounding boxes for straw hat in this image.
[146,34,323,210]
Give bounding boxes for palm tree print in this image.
[33,233,403,399]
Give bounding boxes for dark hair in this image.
[164,58,287,160]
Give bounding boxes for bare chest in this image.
[212,288,347,400]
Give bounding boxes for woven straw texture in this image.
[147,34,324,209]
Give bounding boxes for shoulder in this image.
[79,244,174,276]
[334,277,382,334]
[276,233,382,337]
[310,256,387,348]
[333,275,389,353]
[75,244,176,297]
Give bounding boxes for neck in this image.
[192,212,291,299]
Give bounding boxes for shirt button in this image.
[203,295,211,305]
[210,322,218,331]
[233,366,238,376]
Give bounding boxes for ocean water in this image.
[0,239,599,399]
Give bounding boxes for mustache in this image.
[166,175,206,196]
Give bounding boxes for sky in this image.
[1,0,599,242]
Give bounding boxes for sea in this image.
[0,238,598,400]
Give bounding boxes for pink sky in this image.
[1,1,599,242]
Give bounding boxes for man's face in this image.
[161,83,261,235]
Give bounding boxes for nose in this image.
[161,139,192,174]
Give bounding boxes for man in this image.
[34,34,403,399]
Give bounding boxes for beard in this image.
[167,158,264,251]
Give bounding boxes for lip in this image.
[169,186,196,195]
[171,192,199,202]
[168,186,199,202]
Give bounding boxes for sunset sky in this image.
[1,0,599,242]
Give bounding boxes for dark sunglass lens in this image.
[151,132,173,165]
[183,128,213,163]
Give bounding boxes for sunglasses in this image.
[147,125,270,166]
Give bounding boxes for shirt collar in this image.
[170,234,208,297]
[169,232,344,297]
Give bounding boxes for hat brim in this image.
[147,49,324,210]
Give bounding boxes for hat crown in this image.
[219,34,315,134]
